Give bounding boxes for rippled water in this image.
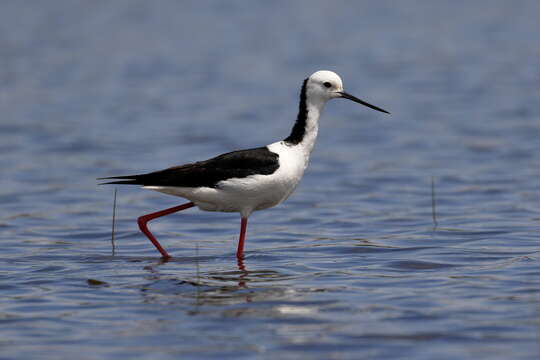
[2,1,540,359]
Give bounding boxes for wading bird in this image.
[99,70,389,259]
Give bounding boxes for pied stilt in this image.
[99,70,389,259]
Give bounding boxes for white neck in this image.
[283,78,328,157]
[298,98,324,154]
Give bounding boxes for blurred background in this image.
[1,1,539,359]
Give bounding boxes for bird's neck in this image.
[284,79,324,154]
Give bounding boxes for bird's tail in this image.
[97,174,143,185]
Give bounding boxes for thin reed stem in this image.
[111,188,117,256]
[431,176,438,229]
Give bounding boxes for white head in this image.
[305,70,389,113]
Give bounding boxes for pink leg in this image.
[236,217,248,260]
[137,202,195,259]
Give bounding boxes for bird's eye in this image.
[323,82,332,88]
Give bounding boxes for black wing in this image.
[98,146,280,188]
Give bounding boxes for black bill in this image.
[338,92,390,114]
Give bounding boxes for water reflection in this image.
[138,255,294,308]
[237,257,248,287]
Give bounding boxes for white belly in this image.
[144,141,309,218]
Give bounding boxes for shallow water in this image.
[1,1,540,359]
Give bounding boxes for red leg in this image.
[236,217,248,260]
[137,202,195,259]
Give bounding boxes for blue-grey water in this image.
[1,1,540,359]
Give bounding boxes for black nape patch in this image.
[284,78,308,145]
[99,147,280,188]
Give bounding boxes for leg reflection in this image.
[237,256,248,288]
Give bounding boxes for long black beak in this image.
[338,92,390,114]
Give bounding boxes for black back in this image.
[99,146,280,188]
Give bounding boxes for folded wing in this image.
[98,146,280,188]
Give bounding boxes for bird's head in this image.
[306,70,389,114]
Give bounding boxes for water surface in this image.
[1,1,540,359]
